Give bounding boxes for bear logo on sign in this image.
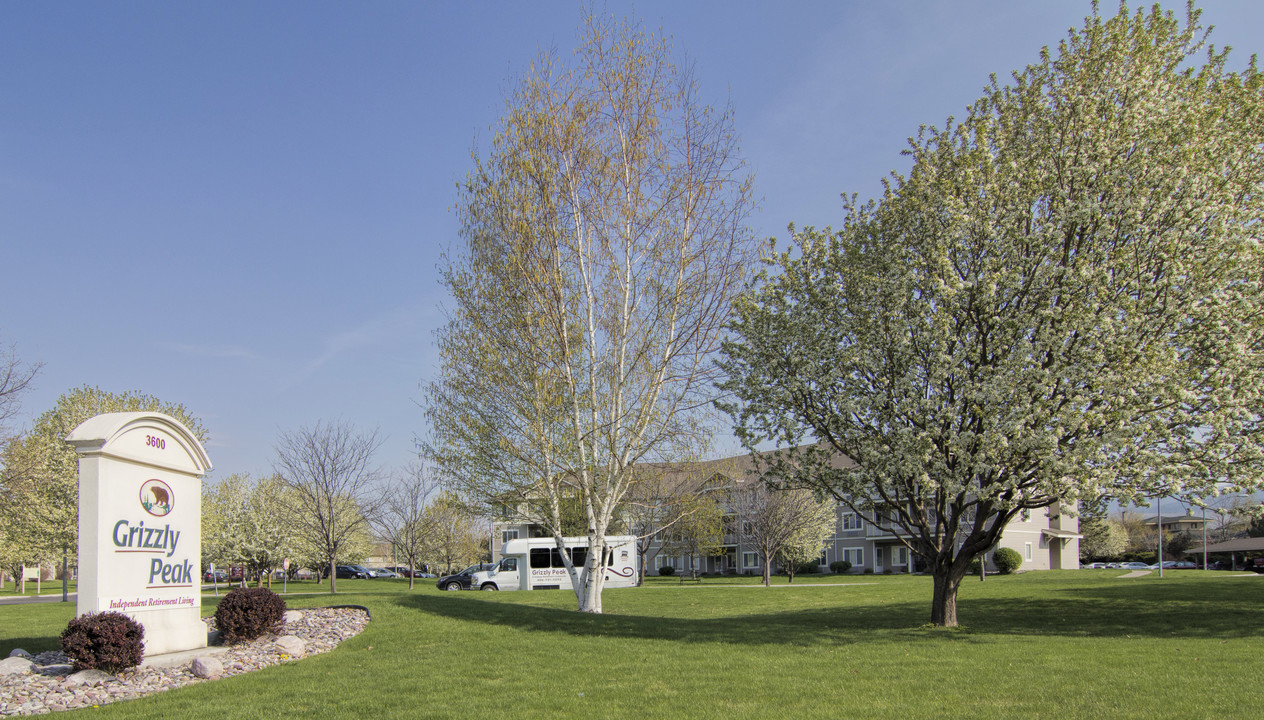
[140,479,174,517]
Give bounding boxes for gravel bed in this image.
[0,607,368,716]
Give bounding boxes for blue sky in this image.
[3,1,1263,482]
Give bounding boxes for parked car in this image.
[335,565,372,580]
[1120,562,1152,570]
[373,568,400,579]
[204,569,228,582]
[382,565,428,578]
[436,563,496,591]
[1083,562,1107,569]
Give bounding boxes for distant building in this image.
[1143,514,1206,536]
[492,451,1080,576]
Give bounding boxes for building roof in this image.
[627,446,857,498]
[1185,537,1264,554]
[1144,515,1204,525]
[1041,528,1083,540]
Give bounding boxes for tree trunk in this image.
[579,570,604,613]
[930,565,966,627]
[576,537,606,613]
[329,558,338,594]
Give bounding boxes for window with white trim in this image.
[843,548,864,567]
[501,529,519,544]
[841,513,863,531]
[742,552,758,569]
[1024,543,1033,562]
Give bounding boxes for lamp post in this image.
[1202,504,1208,570]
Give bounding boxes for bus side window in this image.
[571,547,588,568]
[551,548,566,568]
[530,548,551,569]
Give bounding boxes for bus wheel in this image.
[480,584,498,591]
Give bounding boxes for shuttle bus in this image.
[467,535,639,591]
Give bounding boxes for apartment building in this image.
[493,451,1080,576]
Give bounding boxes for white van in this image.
[468,535,639,591]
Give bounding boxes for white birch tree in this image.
[719,3,1264,626]
[425,11,755,612]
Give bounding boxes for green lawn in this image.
[0,579,74,597]
[2,571,1261,719]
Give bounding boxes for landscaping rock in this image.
[273,635,306,657]
[0,656,33,675]
[284,609,303,624]
[0,607,367,714]
[65,668,116,686]
[7,648,31,659]
[191,656,223,679]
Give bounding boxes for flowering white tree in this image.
[426,12,755,613]
[735,484,835,586]
[2,386,205,565]
[719,4,1264,626]
[202,473,298,585]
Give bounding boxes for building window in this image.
[819,549,829,566]
[743,552,757,569]
[843,548,864,567]
[501,529,519,544]
[657,554,674,569]
[841,513,862,531]
[1024,543,1033,562]
[894,546,908,566]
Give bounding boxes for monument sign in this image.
[67,412,211,656]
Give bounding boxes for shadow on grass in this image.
[0,635,63,656]
[396,579,1264,647]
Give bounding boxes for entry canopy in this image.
[67,412,211,475]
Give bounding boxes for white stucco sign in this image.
[67,412,211,656]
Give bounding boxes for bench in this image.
[678,574,702,583]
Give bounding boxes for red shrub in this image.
[60,612,145,673]
[214,587,286,643]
